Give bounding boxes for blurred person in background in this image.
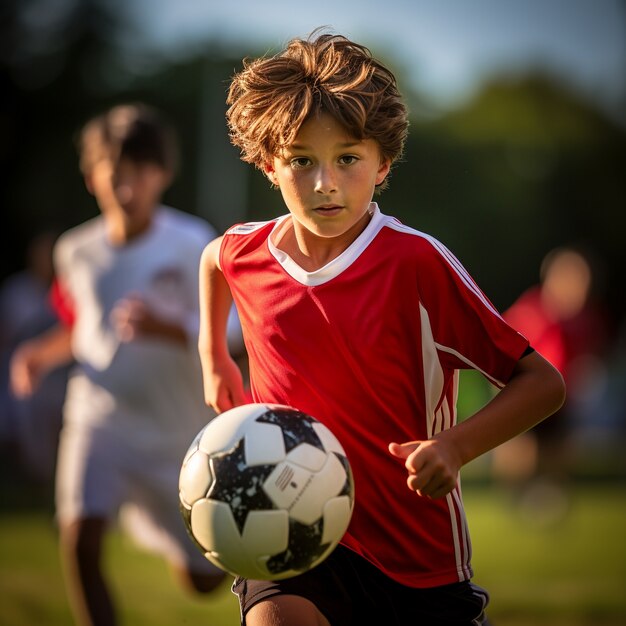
[492,245,613,521]
[9,103,244,626]
[0,229,70,484]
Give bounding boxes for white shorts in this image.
[55,422,219,575]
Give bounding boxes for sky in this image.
[127,0,626,115]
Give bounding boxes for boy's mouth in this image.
[314,204,343,215]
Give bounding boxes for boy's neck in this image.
[274,210,373,272]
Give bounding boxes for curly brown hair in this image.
[226,29,409,186]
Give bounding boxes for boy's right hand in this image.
[203,354,247,414]
[388,437,462,500]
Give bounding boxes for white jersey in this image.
[55,206,216,456]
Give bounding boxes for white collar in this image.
[268,202,385,286]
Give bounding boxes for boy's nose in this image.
[314,166,337,194]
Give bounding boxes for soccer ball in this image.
[179,403,355,580]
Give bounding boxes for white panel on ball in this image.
[321,496,354,545]
[244,422,286,465]
[198,404,269,455]
[179,450,212,506]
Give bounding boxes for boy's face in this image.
[265,112,390,245]
[86,157,171,241]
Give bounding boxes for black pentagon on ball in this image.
[208,437,276,533]
[335,453,354,498]
[256,407,327,454]
[266,517,330,574]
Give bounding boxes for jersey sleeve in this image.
[416,238,529,387]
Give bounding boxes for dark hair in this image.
[226,29,409,188]
[77,103,179,175]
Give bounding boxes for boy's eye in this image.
[339,155,358,165]
[290,157,311,169]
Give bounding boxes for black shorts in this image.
[233,545,491,625]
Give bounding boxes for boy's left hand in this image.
[388,438,462,499]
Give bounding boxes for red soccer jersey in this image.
[220,205,529,588]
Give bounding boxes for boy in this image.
[10,103,242,626]
[198,31,566,626]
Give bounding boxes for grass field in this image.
[466,484,626,626]
[1,464,625,626]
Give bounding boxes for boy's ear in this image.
[376,158,392,186]
[263,162,278,186]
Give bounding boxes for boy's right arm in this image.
[389,350,565,499]
[9,324,73,398]
[198,237,246,413]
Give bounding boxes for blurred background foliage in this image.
[2,0,624,321]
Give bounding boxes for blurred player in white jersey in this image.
[10,103,244,626]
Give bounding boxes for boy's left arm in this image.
[389,350,565,499]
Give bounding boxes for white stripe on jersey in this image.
[453,486,473,580]
[227,218,279,235]
[419,302,444,439]
[435,342,507,389]
[446,491,463,581]
[385,218,504,320]
[446,487,472,582]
